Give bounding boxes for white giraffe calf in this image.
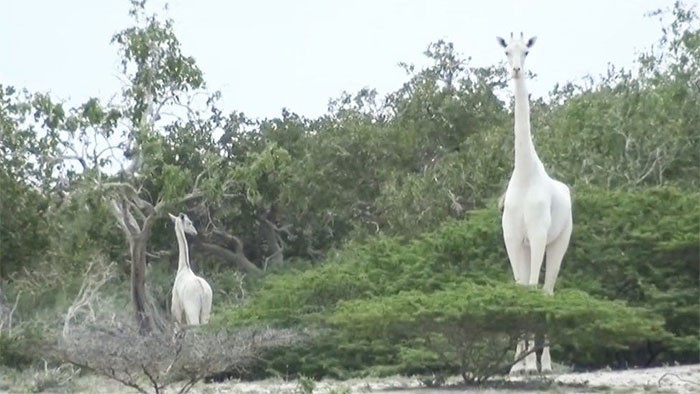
[169,212,213,326]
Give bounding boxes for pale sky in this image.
[0,0,682,120]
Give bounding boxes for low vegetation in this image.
[214,187,697,380]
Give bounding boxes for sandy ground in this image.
[2,364,698,393]
[208,364,700,393]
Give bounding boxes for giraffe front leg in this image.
[171,291,183,324]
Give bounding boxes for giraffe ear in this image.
[526,36,537,48]
[168,213,177,221]
[497,37,507,48]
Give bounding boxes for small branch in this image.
[109,200,131,238]
[66,360,149,394]
[634,148,662,186]
[146,250,171,260]
[63,259,114,338]
[132,194,156,214]
[177,377,199,394]
[179,191,205,207]
[126,198,148,223]
[46,155,88,171]
[7,291,20,336]
[263,249,284,271]
[142,364,162,394]
[94,144,123,161]
[192,168,210,191]
[150,191,203,218]
[262,217,293,238]
[658,372,700,387]
[120,199,140,236]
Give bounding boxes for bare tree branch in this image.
[46,155,88,171]
[121,199,140,237]
[127,198,148,223]
[63,258,115,338]
[195,241,262,277]
[110,200,136,240]
[142,364,163,394]
[0,291,20,335]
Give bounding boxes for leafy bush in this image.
[0,332,34,368]
[330,283,668,382]
[562,187,699,363]
[0,323,51,369]
[216,207,508,327]
[216,187,698,378]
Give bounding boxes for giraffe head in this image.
[497,32,537,79]
[168,212,198,236]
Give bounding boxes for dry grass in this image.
[2,362,699,394]
[58,322,303,394]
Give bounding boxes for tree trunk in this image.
[131,238,152,335]
[259,206,286,270]
[260,219,283,269]
[110,198,156,335]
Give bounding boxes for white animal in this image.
[498,33,573,374]
[169,212,213,325]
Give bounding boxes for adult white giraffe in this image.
[169,212,213,326]
[498,33,573,374]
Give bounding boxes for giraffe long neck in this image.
[513,76,541,176]
[174,223,191,274]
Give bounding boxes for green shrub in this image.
[562,187,700,363]
[0,323,51,369]
[216,187,698,378]
[0,333,33,368]
[330,283,668,382]
[215,208,509,327]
